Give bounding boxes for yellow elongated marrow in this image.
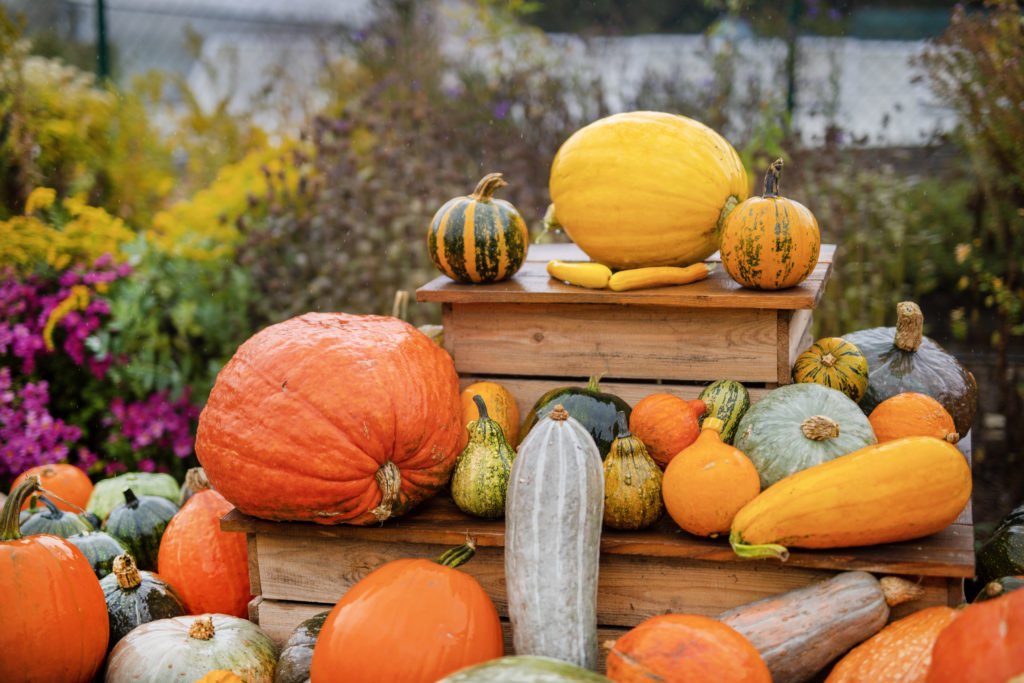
[607,263,713,291]
[730,436,971,561]
[546,260,612,289]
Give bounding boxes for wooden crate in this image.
[224,496,973,672]
[225,240,974,672]
[416,242,834,414]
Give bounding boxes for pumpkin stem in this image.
[585,374,604,392]
[879,576,926,606]
[702,417,725,434]
[800,415,840,441]
[470,172,507,202]
[729,530,790,561]
[549,404,570,422]
[820,352,838,368]
[188,616,216,640]
[0,475,41,541]
[472,394,490,421]
[370,460,402,523]
[184,467,211,494]
[762,158,784,199]
[436,535,478,568]
[123,487,140,509]
[894,301,924,352]
[391,289,409,321]
[945,431,960,444]
[112,554,142,590]
[37,494,63,518]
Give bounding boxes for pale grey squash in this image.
[505,404,605,670]
[733,383,877,488]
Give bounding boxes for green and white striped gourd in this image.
[505,404,604,670]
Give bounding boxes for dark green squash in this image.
[100,553,187,650]
[697,379,750,445]
[518,375,631,459]
[602,414,663,530]
[274,611,329,683]
[102,488,178,571]
[975,501,1024,590]
[844,301,979,437]
[66,529,128,579]
[19,494,93,538]
[972,575,1024,603]
[450,395,517,519]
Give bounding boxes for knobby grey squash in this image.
[450,395,516,519]
[733,383,877,488]
[505,404,604,670]
[717,571,925,683]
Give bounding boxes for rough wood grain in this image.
[416,243,835,309]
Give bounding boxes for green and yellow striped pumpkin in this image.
[428,173,529,283]
[792,336,870,403]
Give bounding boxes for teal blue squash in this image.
[87,471,180,521]
[733,383,877,489]
[66,530,128,579]
[102,488,178,571]
[20,494,93,538]
[518,375,631,459]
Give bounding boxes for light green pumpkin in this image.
[86,471,180,521]
[733,383,877,489]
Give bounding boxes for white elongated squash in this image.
[505,404,605,670]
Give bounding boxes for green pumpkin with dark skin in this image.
[102,488,178,571]
[518,376,632,460]
[972,575,1024,603]
[844,301,978,437]
[101,553,186,651]
[274,611,329,683]
[19,494,93,538]
[973,501,1024,593]
[66,530,128,579]
[450,395,517,519]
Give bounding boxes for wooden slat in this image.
[444,303,780,383]
[221,496,975,578]
[417,244,836,310]
[251,597,628,671]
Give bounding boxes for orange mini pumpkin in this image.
[606,613,770,683]
[868,392,959,444]
[720,158,820,290]
[628,394,706,469]
[11,463,93,512]
[157,468,251,617]
[195,313,462,525]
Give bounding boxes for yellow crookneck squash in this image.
[548,111,748,270]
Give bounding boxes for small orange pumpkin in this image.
[824,605,959,682]
[661,417,761,537]
[628,394,706,469]
[157,469,251,617]
[459,380,520,451]
[11,463,93,512]
[720,158,820,290]
[868,392,959,444]
[606,613,770,682]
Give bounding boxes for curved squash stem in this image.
[112,554,143,590]
[370,461,402,523]
[729,530,790,561]
[762,158,784,199]
[471,394,490,421]
[437,534,478,568]
[0,475,41,541]
[470,173,507,202]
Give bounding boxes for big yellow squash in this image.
[548,111,749,270]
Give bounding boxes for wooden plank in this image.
[456,376,773,437]
[417,244,836,310]
[787,308,815,373]
[444,304,780,382]
[247,534,262,597]
[252,597,628,671]
[221,498,974,580]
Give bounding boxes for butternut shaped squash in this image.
[718,571,925,683]
[730,436,971,560]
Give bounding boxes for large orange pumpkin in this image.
[195,313,462,525]
[157,469,251,617]
[310,540,503,682]
[605,613,770,682]
[0,476,109,682]
[11,463,93,512]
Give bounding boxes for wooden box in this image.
[227,240,974,671]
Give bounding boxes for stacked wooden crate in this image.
[223,242,974,670]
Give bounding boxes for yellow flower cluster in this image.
[147,138,312,261]
[0,188,136,272]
